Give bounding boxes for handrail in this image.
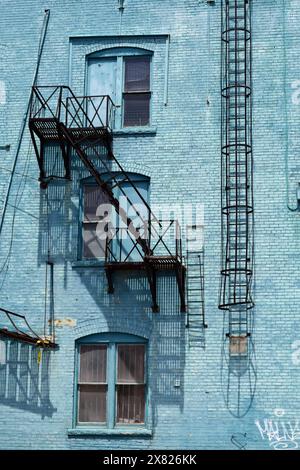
[105,219,183,264]
[105,227,146,263]
[30,85,115,130]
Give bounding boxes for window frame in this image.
[77,344,108,425]
[86,48,153,130]
[79,177,113,261]
[74,333,148,430]
[80,183,105,261]
[78,174,150,262]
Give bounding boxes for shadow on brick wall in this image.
[220,312,257,418]
[0,338,57,418]
[150,273,185,428]
[37,153,186,424]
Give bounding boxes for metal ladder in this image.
[186,226,207,345]
[220,0,254,341]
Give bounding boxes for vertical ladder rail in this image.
[186,226,207,345]
[219,0,254,342]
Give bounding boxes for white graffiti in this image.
[255,417,300,450]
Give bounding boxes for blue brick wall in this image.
[0,0,299,450]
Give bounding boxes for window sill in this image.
[113,127,157,136]
[67,427,152,437]
[72,260,105,269]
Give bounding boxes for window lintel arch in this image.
[87,46,153,60]
[80,172,150,186]
[76,332,148,345]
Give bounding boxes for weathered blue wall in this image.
[0,0,300,450]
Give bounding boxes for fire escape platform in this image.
[105,256,185,272]
[29,117,112,143]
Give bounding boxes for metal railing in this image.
[105,219,183,264]
[30,85,115,132]
[66,94,115,132]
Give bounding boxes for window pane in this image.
[123,94,150,127]
[117,344,145,384]
[84,185,109,222]
[124,57,150,92]
[79,345,107,383]
[78,384,106,423]
[116,384,145,424]
[83,222,106,259]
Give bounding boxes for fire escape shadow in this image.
[36,132,185,426]
[0,340,57,418]
[220,311,257,418]
[38,175,72,287]
[149,273,185,429]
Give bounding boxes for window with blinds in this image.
[123,57,151,127]
[116,344,145,424]
[76,337,147,428]
[78,345,107,423]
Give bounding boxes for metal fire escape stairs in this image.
[28,86,186,313]
[219,0,254,350]
[185,226,207,344]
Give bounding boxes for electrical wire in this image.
[0,141,33,278]
[0,10,50,281]
[0,10,50,239]
[0,164,40,182]
[0,11,51,341]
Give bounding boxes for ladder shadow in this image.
[149,273,186,428]
[186,324,207,349]
[220,310,257,418]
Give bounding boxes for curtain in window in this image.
[78,345,107,423]
[116,344,145,424]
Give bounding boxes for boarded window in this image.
[123,57,151,127]
[116,344,145,424]
[78,345,107,423]
[229,336,248,356]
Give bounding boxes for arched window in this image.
[80,173,150,261]
[75,333,147,428]
[86,47,153,129]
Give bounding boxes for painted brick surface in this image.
[0,0,299,450]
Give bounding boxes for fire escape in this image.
[219,0,254,351]
[0,307,57,348]
[29,86,186,313]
